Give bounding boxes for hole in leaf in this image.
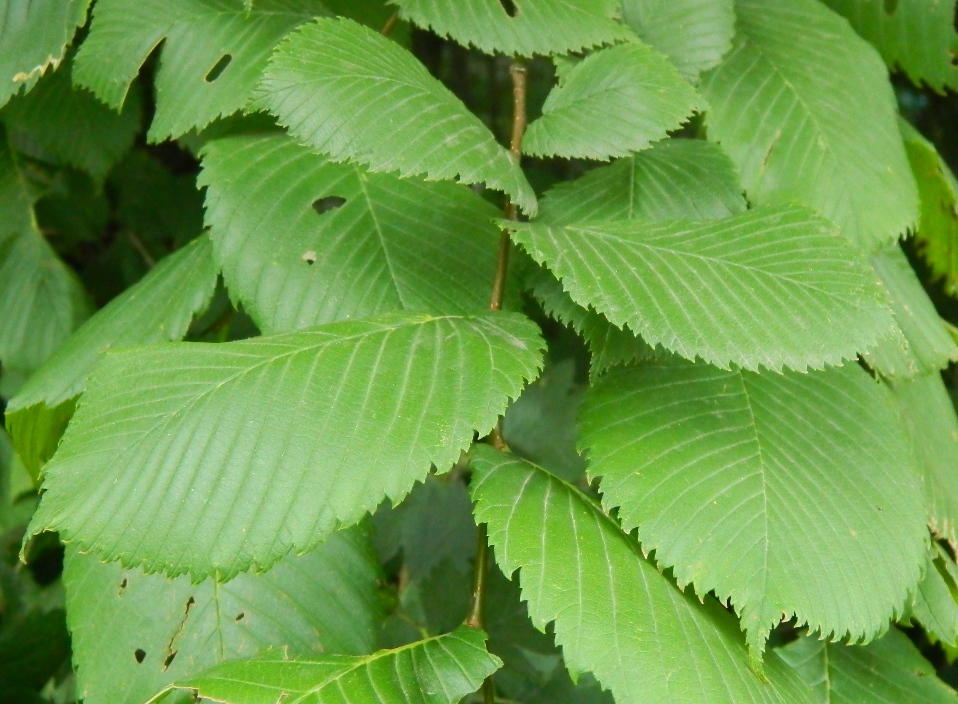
[883,0,897,13]
[235,612,245,621]
[118,578,127,595]
[134,649,146,663]
[205,54,233,83]
[302,250,317,265]
[163,651,177,670]
[312,196,346,215]
[499,0,519,17]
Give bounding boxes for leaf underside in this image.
[509,204,898,372]
[470,446,817,704]
[257,17,537,214]
[200,132,510,335]
[580,361,927,657]
[28,313,543,580]
[701,0,918,250]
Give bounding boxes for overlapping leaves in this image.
[258,17,536,213]
[200,132,507,334]
[580,361,926,657]
[74,0,323,140]
[470,446,817,704]
[157,625,501,704]
[523,43,702,160]
[387,0,632,57]
[701,0,918,250]
[66,527,382,704]
[508,205,898,371]
[28,313,543,580]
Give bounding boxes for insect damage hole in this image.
[235,612,245,621]
[163,651,177,670]
[302,250,317,265]
[134,648,146,663]
[499,0,519,17]
[205,54,233,83]
[312,195,347,215]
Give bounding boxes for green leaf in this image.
[258,17,536,214]
[523,43,702,160]
[580,361,927,658]
[4,398,74,483]
[864,246,958,380]
[528,139,745,375]
[508,205,897,371]
[911,545,958,649]
[822,0,958,93]
[469,446,817,704]
[0,609,71,694]
[73,0,323,141]
[622,0,735,81]
[0,0,89,108]
[700,0,918,251]
[157,625,501,704]
[28,312,543,580]
[778,628,958,704]
[200,132,509,335]
[386,0,632,57]
[1,59,142,180]
[502,358,586,481]
[0,134,90,377]
[892,373,958,551]
[900,119,958,297]
[536,138,747,226]
[8,234,218,415]
[66,526,383,704]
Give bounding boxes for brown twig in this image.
[380,10,400,36]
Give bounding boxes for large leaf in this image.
[470,446,817,704]
[258,17,536,214]
[622,0,735,81]
[156,625,500,704]
[28,312,543,580]
[529,139,744,374]
[0,133,89,377]
[66,526,382,704]
[523,43,702,160]
[73,0,323,140]
[0,0,89,108]
[822,0,958,93]
[200,132,508,335]
[901,119,958,297]
[892,373,958,550]
[700,0,918,251]
[863,245,958,380]
[1,58,141,180]
[508,205,897,371]
[778,628,958,703]
[580,361,926,657]
[387,0,631,57]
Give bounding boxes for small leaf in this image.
[157,625,501,704]
[580,361,927,657]
[66,526,383,704]
[0,131,90,377]
[822,0,958,93]
[508,205,898,371]
[863,245,958,381]
[900,118,958,297]
[523,43,703,160]
[622,0,735,81]
[892,373,958,551]
[778,628,958,703]
[258,17,536,214]
[701,0,919,250]
[73,0,323,140]
[386,0,632,57]
[0,0,89,107]
[1,58,142,180]
[28,312,543,580]
[200,132,509,334]
[470,446,817,704]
